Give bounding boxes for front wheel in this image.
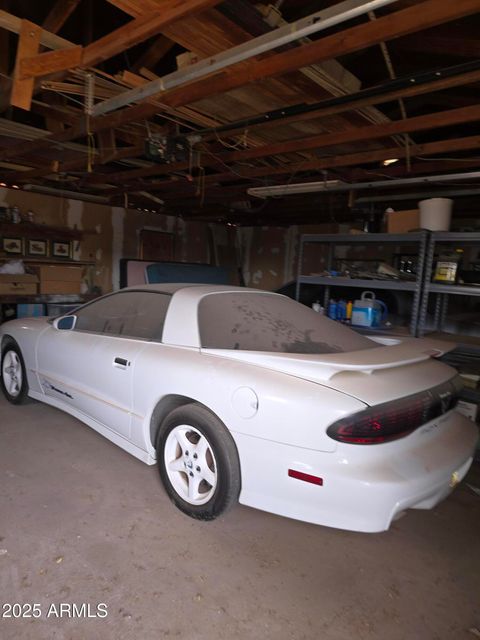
[1,343,29,404]
[157,404,241,520]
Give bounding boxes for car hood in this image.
[202,337,457,405]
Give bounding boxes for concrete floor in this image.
[0,394,479,640]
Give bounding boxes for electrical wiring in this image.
[213,128,250,150]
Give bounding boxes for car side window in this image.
[73,291,171,341]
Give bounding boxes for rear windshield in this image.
[198,292,374,354]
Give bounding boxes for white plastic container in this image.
[418,198,453,231]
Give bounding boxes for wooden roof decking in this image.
[0,0,479,223]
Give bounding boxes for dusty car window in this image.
[73,291,171,340]
[198,292,374,354]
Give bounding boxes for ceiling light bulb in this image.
[382,158,399,166]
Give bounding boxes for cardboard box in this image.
[34,265,83,294]
[36,265,83,282]
[386,209,420,233]
[39,280,82,295]
[0,273,38,295]
[456,400,479,422]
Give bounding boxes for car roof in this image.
[121,283,280,347]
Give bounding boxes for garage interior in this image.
[0,0,480,638]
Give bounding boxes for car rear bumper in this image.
[234,410,478,532]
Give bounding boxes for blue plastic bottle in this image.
[337,299,346,322]
[328,299,337,320]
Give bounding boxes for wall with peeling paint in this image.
[0,187,358,295]
[238,224,353,291]
[0,188,222,294]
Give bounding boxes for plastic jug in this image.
[351,291,388,327]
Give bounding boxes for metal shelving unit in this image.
[418,232,480,337]
[418,232,480,411]
[296,232,428,336]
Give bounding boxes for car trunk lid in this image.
[202,337,457,405]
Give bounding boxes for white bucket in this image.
[418,198,453,231]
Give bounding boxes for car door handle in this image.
[113,357,129,369]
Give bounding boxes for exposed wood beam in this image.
[82,0,222,68]
[105,135,480,194]
[351,157,480,181]
[0,9,74,50]
[36,91,71,130]
[42,0,80,34]
[93,0,480,115]
[225,136,480,181]
[218,104,480,164]
[133,35,175,71]
[3,0,480,159]
[0,1,10,111]
[208,67,480,140]
[104,0,159,17]
[18,0,221,80]
[97,128,117,164]
[0,1,8,75]
[396,34,480,58]
[30,100,147,147]
[3,157,88,181]
[19,45,82,79]
[11,20,42,110]
[7,143,146,181]
[85,104,480,186]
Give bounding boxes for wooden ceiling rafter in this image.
[132,35,175,72]
[77,103,480,188]
[3,0,480,163]
[395,34,480,58]
[90,0,480,114]
[201,66,480,141]
[98,133,480,200]
[0,9,73,50]
[16,0,222,86]
[42,0,81,34]
[1,0,480,220]
[216,104,480,164]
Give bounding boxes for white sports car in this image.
[1,284,477,532]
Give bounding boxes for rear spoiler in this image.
[202,337,456,382]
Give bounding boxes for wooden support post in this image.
[11,19,42,110]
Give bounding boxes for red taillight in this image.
[288,469,323,485]
[327,376,462,445]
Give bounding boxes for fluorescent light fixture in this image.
[248,180,343,198]
[248,171,480,199]
[22,184,109,204]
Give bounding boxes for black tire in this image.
[1,341,29,404]
[157,404,241,520]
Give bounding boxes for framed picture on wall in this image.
[2,237,22,254]
[52,241,71,258]
[27,239,48,256]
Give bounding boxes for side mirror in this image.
[53,315,77,331]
